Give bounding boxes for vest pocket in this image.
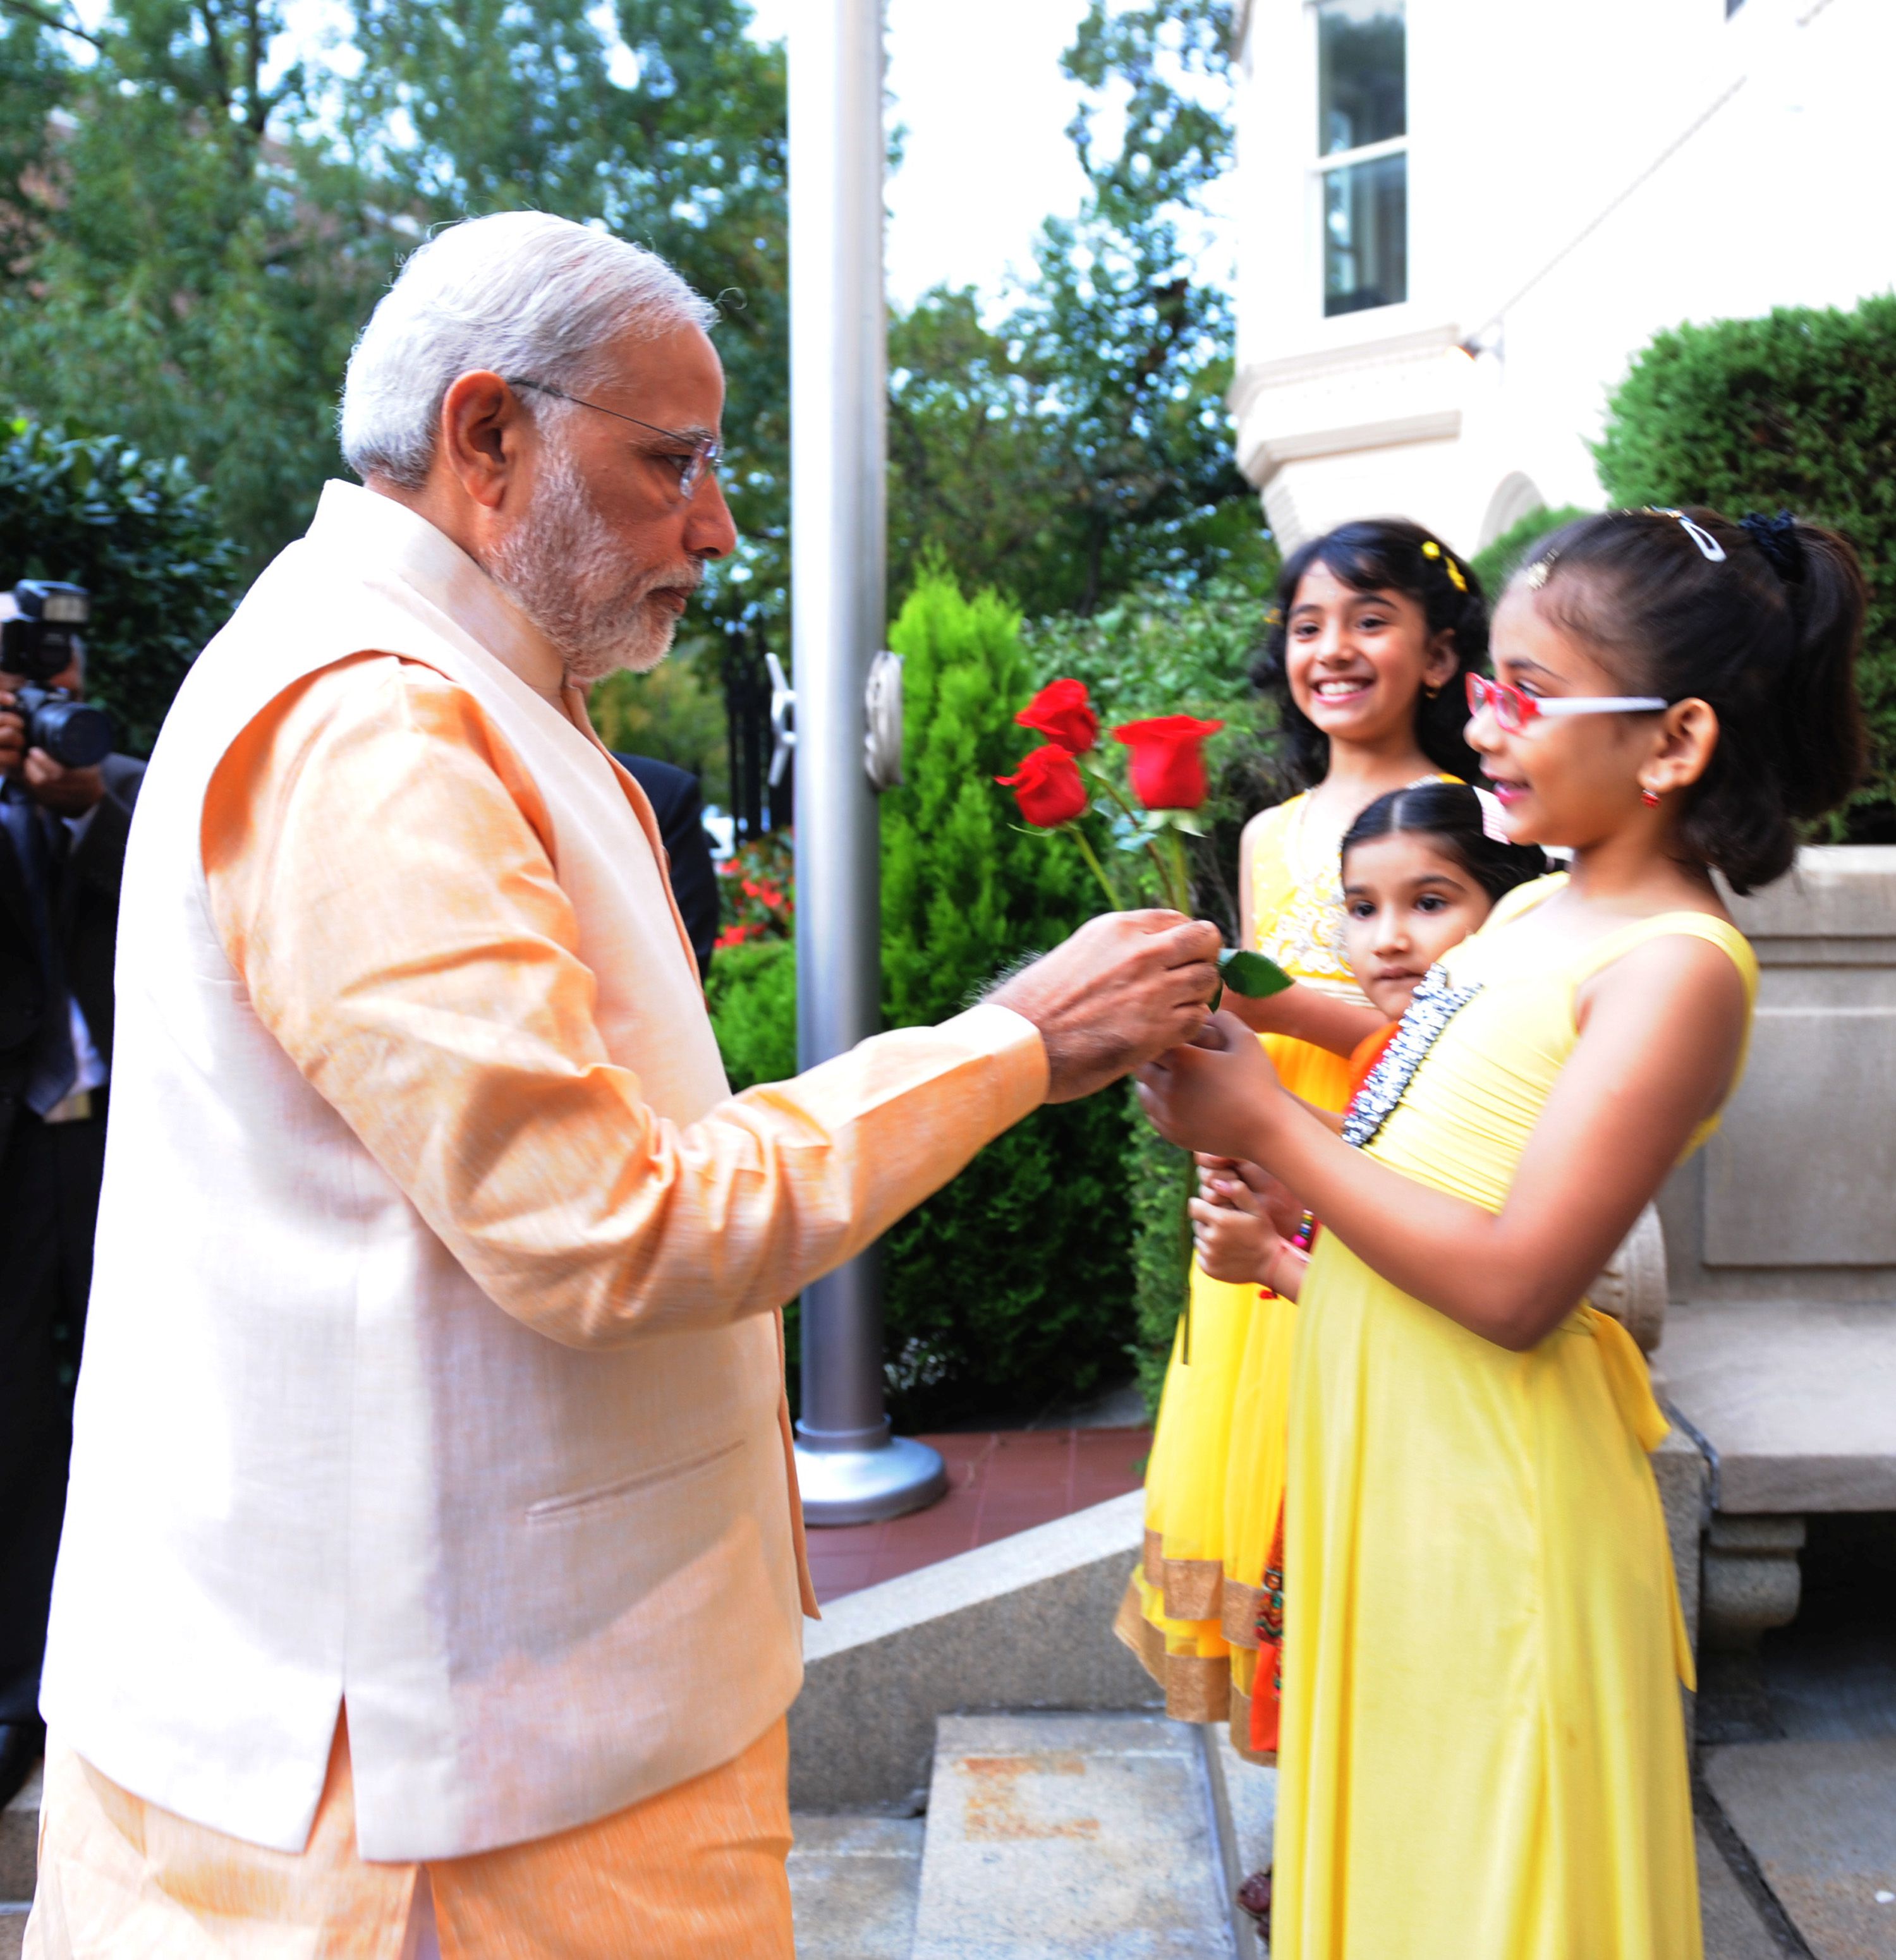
[525,1436,744,1522]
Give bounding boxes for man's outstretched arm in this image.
[204,657,1217,1348]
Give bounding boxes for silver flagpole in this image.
[787,0,946,1523]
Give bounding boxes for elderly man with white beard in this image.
[23,212,1220,1959]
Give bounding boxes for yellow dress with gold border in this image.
[1270,878,1756,1960]
[1115,792,1365,1746]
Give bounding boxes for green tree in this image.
[588,652,731,806]
[1594,297,1896,828]
[0,0,399,574]
[887,0,1268,617]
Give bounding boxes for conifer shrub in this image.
[1593,297,1896,830]
[879,569,1135,1426]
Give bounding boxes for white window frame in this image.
[1307,1,1412,324]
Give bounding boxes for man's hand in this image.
[21,746,105,818]
[988,909,1221,1104]
[0,676,24,779]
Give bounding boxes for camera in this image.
[1,581,112,770]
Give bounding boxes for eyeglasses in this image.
[1466,672,1667,733]
[506,378,722,498]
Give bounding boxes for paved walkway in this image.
[804,1428,1151,1604]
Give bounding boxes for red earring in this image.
[1639,786,1661,808]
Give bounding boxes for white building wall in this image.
[1230,0,1896,555]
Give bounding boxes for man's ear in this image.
[437,370,528,512]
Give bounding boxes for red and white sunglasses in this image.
[1465,672,1667,734]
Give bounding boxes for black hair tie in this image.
[1739,509,1806,585]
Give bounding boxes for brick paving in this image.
[803,1427,1152,1605]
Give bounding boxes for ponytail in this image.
[1516,507,1866,893]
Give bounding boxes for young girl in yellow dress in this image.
[1119,519,1487,1746]
[1191,781,1547,1785]
[1138,505,1867,1959]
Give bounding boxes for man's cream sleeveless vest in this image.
[41,483,805,1861]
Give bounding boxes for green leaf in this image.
[1218,947,1292,998]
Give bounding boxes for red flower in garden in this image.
[1111,715,1225,811]
[1015,677,1100,754]
[997,744,1090,828]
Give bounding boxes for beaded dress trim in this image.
[1341,963,1485,1150]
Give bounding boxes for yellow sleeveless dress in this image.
[1272,881,1757,1960]
[1117,794,1366,1742]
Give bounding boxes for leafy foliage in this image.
[0,0,787,619]
[1466,503,1591,603]
[588,650,731,807]
[1124,1086,1194,1413]
[1023,578,1280,1394]
[714,831,793,948]
[1023,576,1279,942]
[0,416,240,754]
[887,1,1270,617]
[878,568,1135,1426]
[0,1,399,577]
[705,933,796,1092]
[1593,297,1896,828]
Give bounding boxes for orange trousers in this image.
[25,1712,794,1959]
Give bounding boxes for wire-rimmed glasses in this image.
[507,378,722,498]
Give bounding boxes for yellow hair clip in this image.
[1421,538,1469,593]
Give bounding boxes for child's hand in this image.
[1198,1156,1305,1240]
[1189,1183,1310,1298]
[1138,1012,1285,1161]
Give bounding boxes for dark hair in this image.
[1516,507,1866,893]
[1251,517,1490,790]
[1341,781,1549,905]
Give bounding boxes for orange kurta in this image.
[29,637,1046,1956]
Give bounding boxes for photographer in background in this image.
[0,583,143,1808]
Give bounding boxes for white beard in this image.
[487,440,702,682]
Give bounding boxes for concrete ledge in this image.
[789,1492,1156,1812]
[1662,1300,1896,1512]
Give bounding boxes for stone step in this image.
[790,1813,925,1959]
[909,1712,1236,1960]
[1,1760,37,1906]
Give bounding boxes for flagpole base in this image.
[794,1431,948,1527]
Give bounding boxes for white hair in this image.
[338,212,717,488]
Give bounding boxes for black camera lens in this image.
[18,688,112,768]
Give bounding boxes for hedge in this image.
[0,418,239,755]
[878,570,1135,1427]
[1594,296,1896,830]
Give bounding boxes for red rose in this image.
[1111,715,1225,810]
[997,744,1090,828]
[1015,677,1100,754]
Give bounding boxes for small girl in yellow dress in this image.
[1191,780,1547,1777]
[1121,519,1486,1750]
[1138,505,1867,1959]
